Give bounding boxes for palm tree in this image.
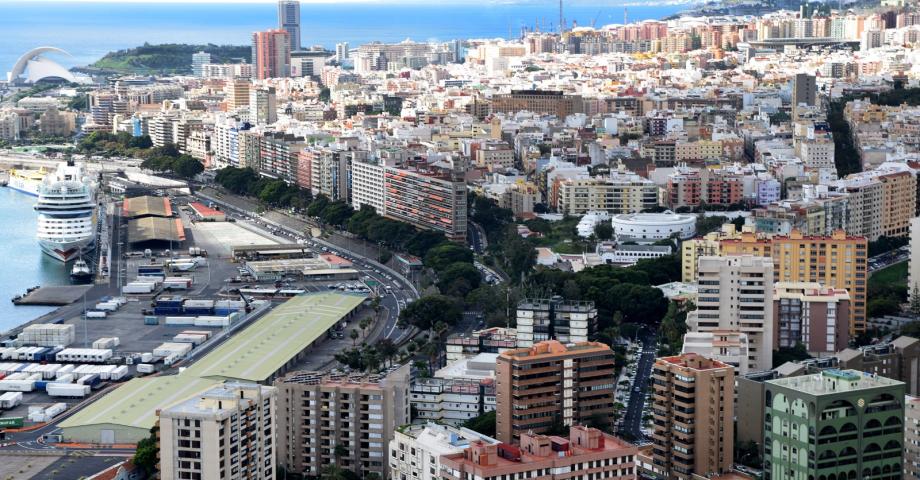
[333,443,349,468]
[349,329,359,346]
[359,317,371,341]
[371,295,381,321]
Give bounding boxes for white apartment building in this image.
[682,330,751,375]
[389,423,499,480]
[687,255,774,372]
[410,353,497,426]
[910,216,920,304]
[351,157,387,214]
[799,137,835,170]
[158,382,277,480]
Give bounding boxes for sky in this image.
[15,0,694,4]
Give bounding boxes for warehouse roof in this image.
[185,292,365,382]
[127,217,185,244]
[59,292,365,435]
[122,195,172,218]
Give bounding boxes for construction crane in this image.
[591,10,602,29]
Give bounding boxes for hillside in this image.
[87,43,251,75]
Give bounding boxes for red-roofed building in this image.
[440,426,637,480]
[188,202,226,222]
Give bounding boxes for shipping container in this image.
[136,364,155,374]
[86,311,107,319]
[165,317,195,326]
[140,352,154,363]
[143,316,159,325]
[109,365,129,381]
[0,392,22,409]
[122,283,154,294]
[47,383,91,398]
[0,417,24,428]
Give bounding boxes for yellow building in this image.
[681,224,760,282]
[720,229,868,336]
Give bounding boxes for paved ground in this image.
[30,453,128,479]
[13,286,93,306]
[0,454,59,480]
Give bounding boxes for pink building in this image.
[252,29,290,79]
[440,426,637,480]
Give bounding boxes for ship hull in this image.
[8,181,41,197]
[39,238,95,263]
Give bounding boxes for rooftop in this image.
[60,292,363,433]
[656,353,734,371]
[127,217,185,244]
[766,368,904,394]
[122,195,172,218]
[499,340,611,361]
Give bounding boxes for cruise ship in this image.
[8,167,49,197]
[34,161,97,262]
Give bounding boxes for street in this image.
[621,329,657,441]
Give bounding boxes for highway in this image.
[195,190,420,347]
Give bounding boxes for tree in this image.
[349,328,359,346]
[320,464,359,480]
[437,262,481,297]
[399,295,462,331]
[772,343,812,368]
[359,317,371,340]
[463,411,496,437]
[171,154,207,177]
[594,222,613,240]
[133,426,159,475]
[375,338,399,367]
[425,243,474,272]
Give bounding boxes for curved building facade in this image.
[8,47,75,85]
[611,212,696,243]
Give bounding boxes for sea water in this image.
[0,188,70,332]
[0,1,687,72]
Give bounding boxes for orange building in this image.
[720,229,868,335]
[495,341,616,444]
[649,354,734,480]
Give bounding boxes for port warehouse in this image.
[122,195,185,247]
[58,292,365,444]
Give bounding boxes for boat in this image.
[34,161,97,262]
[7,167,48,197]
[70,258,93,284]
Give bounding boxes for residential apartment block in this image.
[773,282,851,355]
[388,422,499,480]
[764,369,905,480]
[688,255,774,372]
[495,341,616,444]
[720,229,868,335]
[275,365,411,479]
[649,354,735,480]
[555,168,659,215]
[516,297,597,347]
[158,382,277,480]
[440,426,638,480]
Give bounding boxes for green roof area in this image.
[60,292,364,433]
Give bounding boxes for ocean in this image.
[0,188,71,332]
[0,1,687,73]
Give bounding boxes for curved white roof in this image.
[9,47,74,84]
